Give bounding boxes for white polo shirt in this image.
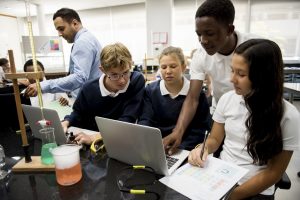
[213,90,300,195]
[190,31,257,103]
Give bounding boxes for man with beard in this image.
[26,8,101,99]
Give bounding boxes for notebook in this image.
[22,104,98,145]
[95,116,189,176]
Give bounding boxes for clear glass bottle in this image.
[39,127,57,165]
[0,145,8,180]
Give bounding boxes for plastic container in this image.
[51,145,82,186]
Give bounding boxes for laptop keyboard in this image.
[166,155,179,169]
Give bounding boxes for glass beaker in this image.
[40,127,57,165]
[0,145,8,180]
[51,145,82,186]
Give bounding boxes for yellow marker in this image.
[130,189,146,194]
[133,165,145,169]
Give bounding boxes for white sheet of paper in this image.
[44,100,72,120]
[159,156,249,200]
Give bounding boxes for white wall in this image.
[146,0,172,57]
[21,3,146,68]
[0,14,23,71]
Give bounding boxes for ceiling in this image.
[0,0,145,17]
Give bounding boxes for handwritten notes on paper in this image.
[160,156,248,200]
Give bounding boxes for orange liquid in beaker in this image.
[55,162,82,186]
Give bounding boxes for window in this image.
[173,0,202,55]
[250,0,300,60]
[172,0,300,60]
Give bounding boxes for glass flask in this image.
[40,127,57,165]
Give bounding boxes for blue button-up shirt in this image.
[41,28,102,98]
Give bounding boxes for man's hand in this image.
[162,131,183,155]
[18,79,30,86]
[25,83,38,97]
[59,97,69,106]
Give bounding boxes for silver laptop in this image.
[95,116,190,176]
[22,104,98,145]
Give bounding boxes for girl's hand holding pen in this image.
[188,143,208,168]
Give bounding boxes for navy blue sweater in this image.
[65,71,145,131]
[138,80,210,150]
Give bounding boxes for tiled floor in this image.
[275,100,300,200]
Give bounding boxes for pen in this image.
[200,131,208,160]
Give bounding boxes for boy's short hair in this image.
[159,46,186,66]
[195,0,235,25]
[23,59,44,72]
[0,58,8,66]
[53,8,81,24]
[100,43,132,71]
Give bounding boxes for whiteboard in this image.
[22,36,66,72]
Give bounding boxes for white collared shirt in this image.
[190,31,257,103]
[99,74,130,97]
[213,90,300,195]
[160,76,189,99]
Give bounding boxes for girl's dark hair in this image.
[53,8,81,23]
[23,59,44,72]
[195,0,235,25]
[235,39,284,165]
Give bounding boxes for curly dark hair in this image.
[195,0,235,25]
[53,8,81,23]
[235,39,284,165]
